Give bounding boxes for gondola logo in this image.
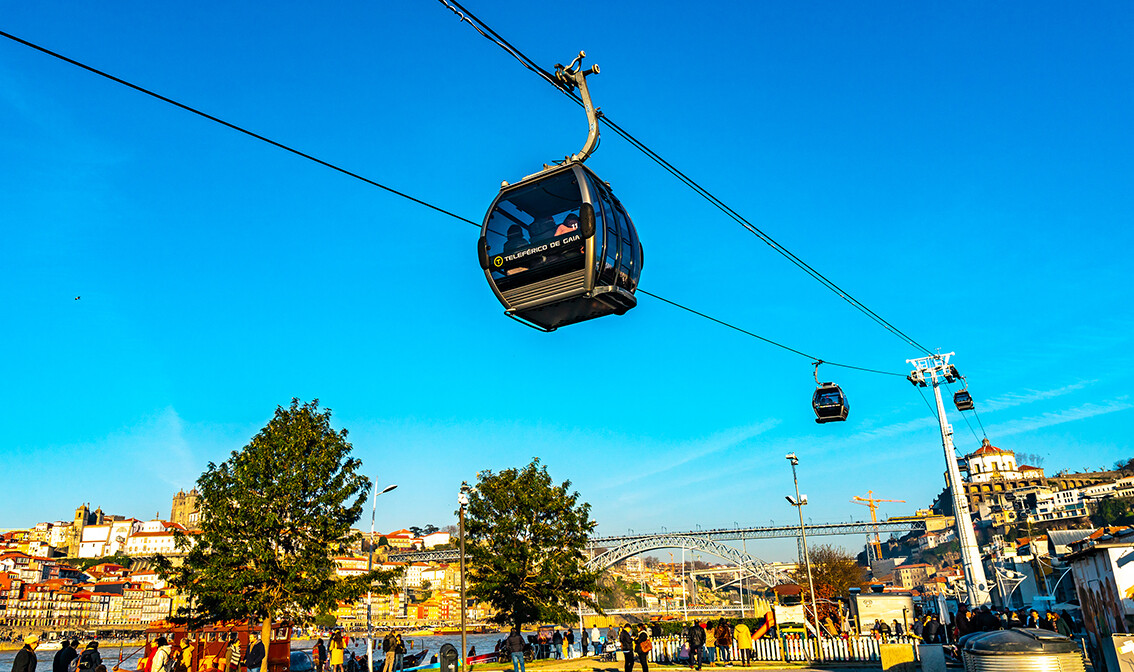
[492,256,504,268]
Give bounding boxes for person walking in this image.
[175,639,193,672]
[329,632,344,672]
[223,635,241,672]
[245,634,265,672]
[590,626,602,656]
[633,625,651,672]
[620,626,635,672]
[685,621,704,670]
[313,639,327,672]
[505,629,526,672]
[703,622,716,665]
[714,620,732,664]
[151,638,173,672]
[13,635,40,672]
[393,632,405,672]
[733,621,752,667]
[53,640,78,672]
[78,643,102,672]
[381,632,395,672]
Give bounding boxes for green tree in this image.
[792,544,868,623]
[1092,497,1134,526]
[464,458,600,631]
[158,399,398,643]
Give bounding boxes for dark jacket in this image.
[634,631,649,655]
[686,625,705,648]
[382,635,395,654]
[1054,617,1073,637]
[13,646,38,672]
[245,642,265,670]
[505,633,525,654]
[53,647,78,672]
[619,629,633,652]
[78,648,101,671]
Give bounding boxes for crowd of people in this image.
[10,636,109,672]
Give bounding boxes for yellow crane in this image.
[852,490,906,562]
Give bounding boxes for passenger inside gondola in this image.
[556,213,580,235]
[816,390,842,407]
[485,176,586,285]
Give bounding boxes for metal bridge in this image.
[387,519,927,584]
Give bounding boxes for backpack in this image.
[79,651,98,672]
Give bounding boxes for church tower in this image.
[171,489,201,528]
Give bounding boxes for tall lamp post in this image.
[368,483,398,672]
[458,482,471,672]
[785,453,821,661]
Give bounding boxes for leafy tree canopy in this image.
[158,398,398,635]
[792,544,868,623]
[464,458,600,631]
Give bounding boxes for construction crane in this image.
[852,491,906,563]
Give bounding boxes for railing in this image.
[643,634,923,664]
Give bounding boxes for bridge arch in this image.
[586,534,792,587]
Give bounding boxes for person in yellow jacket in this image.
[733,622,752,667]
[329,632,345,672]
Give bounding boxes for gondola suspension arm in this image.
[554,51,602,164]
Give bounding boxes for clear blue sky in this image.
[2,2,1131,563]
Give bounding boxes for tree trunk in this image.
[261,613,273,672]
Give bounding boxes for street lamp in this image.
[458,482,471,672]
[368,483,398,672]
[785,453,821,662]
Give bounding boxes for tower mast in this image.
[907,352,991,606]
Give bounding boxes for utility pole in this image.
[907,352,991,606]
[368,483,397,672]
[786,453,822,661]
[458,482,470,672]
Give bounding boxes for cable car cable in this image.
[0,28,905,378]
[638,289,903,377]
[438,0,936,358]
[0,29,481,230]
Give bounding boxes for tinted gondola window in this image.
[592,183,620,286]
[816,390,843,406]
[484,171,586,288]
[611,199,634,287]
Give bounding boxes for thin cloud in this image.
[980,381,1097,413]
[987,398,1133,437]
[593,420,781,491]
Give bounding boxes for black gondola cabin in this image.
[478,163,642,331]
[813,383,850,424]
[954,389,975,411]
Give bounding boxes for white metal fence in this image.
[645,634,922,664]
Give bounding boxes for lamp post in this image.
[368,483,398,672]
[785,453,821,661]
[458,482,471,672]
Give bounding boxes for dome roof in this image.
[971,437,1012,457]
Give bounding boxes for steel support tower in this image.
[907,352,991,606]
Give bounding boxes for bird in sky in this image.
[74,296,80,300]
